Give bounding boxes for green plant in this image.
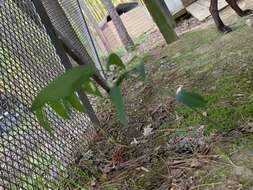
[176,86,207,109]
[31,53,145,133]
[175,86,213,126]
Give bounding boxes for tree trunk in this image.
[101,0,134,51]
[79,0,112,53]
[143,0,178,44]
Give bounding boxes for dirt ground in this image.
[201,0,253,29]
[65,3,253,190]
[137,0,253,55]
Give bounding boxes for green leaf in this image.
[66,93,86,113]
[49,100,69,119]
[82,80,102,96]
[109,85,128,127]
[114,71,129,86]
[176,88,207,109]
[132,61,146,81]
[35,108,53,136]
[31,65,94,111]
[113,60,146,86]
[63,99,72,113]
[107,53,126,71]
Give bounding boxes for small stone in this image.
[233,93,244,97]
[103,164,112,173]
[90,178,97,187]
[202,112,207,117]
[130,138,139,145]
[190,159,202,168]
[246,19,253,27]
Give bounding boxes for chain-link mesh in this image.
[0,0,96,189]
[59,0,100,64]
[41,0,104,76]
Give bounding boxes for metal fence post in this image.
[76,0,107,79]
[31,0,101,127]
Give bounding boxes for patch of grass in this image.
[167,28,222,64]
[133,31,150,46]
[174,74,253,133]
[133,160,168,190]
[194,135,253,189]
[175,71,253,133]
[156,24,253,133]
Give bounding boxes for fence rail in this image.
[0,0,99,189]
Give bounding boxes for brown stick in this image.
[56,30,110,93]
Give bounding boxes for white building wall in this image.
[164,0,184,15]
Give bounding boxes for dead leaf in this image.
[130,138,139,145]
[90,177,97,187]
[143,124,153,137]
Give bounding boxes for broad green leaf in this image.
[109,85,128,127]
[132,61,146,81]
[63,99,72,113]
[49,100,69,119]
[176,88,207,109]
[66,93,86,113]
[113,61,146,86]
[35,108,53,136]
[82,80,102,96]
[107,53,126,71]
[31,65,94,111]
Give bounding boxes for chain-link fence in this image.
[41,0,105,76]
[0,0,100,189]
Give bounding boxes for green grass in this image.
[146,23,253,133]
[194,135,253,189]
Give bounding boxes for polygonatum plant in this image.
[31,53,145,134]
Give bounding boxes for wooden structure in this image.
[186,0,228,21]
[144,0,178,44]
[99,3,156,50]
